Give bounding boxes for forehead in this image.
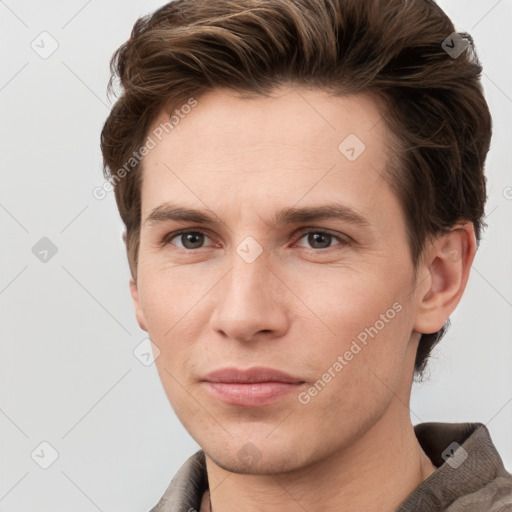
[148,85,388,162]
[140,86,398,226]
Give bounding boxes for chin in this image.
[201,431,321,476]
[206,446,310,476]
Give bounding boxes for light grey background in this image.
[0,1,511,511]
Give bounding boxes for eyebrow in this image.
[143,202,371,229]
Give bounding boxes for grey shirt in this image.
[150,422,512,511]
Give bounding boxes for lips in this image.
[204,366,304,384]
[202,366,305,406]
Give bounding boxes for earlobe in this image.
[413,223,476,335]
[130,278,148,332]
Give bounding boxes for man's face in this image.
[132,86,425,474]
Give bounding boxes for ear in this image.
[123,230,148,332]
[413,222,477,335]
[130,278,148,332]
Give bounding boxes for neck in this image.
[205,400,436,512]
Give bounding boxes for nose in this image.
[208,249,290,343]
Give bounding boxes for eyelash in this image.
[160,228,352,253]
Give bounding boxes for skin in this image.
[129,86,476,511]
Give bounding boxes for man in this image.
[100,0,512,510]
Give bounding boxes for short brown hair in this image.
[100,0,492,377]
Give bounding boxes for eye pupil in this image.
[308,232,331,249]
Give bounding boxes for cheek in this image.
[291,264,408,339]
[135,276,200,391]
[136,260,209,335]
[295,305,412,440]
[291,267,413,396]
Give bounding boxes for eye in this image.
[164,230,213,250]
[295,230,349,250]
